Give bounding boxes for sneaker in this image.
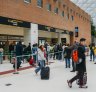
[67,80,72,88]
[79,85,88,88]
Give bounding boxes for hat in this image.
[80,38,86,42]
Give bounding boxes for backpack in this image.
[28,56,35,66]
[72,49,79,63]
[64,48,67,58]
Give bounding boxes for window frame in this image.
[62,11,64,17]
[46,3,51,11]
[37,0,43,8]
[54,7,58,14]
[70,15,74,21]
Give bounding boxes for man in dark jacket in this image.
[14,41,23,69]
[67,38,87,88]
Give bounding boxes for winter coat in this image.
[76,44,86,72]
[38,49,46,61]
[16,43,23,56]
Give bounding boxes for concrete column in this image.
[58,32,61,44]
[24,23,38,47]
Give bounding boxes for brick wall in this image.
[0,0,91,45]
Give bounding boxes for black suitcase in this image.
[40,66,50,80]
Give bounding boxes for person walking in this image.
[35,45,46,74]
[67,38,87,88]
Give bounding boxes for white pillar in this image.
[24,23,38,47]
[58,32,61,44]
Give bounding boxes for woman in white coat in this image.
[35,45,46,74]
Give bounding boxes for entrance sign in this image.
[0,16,30,28]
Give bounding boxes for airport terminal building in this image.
[0,0,91,46]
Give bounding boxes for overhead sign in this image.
[0,16,30,28]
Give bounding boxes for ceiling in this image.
[70,0,96,25]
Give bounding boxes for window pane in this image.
[62,11,64,17]
[54,7,58,14]
[37,0,43,7]
[47,3,51,11]
[71,16,74,21]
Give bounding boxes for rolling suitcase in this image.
[40,66,50,80]
[76,73,88,88]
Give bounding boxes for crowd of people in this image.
[0,40,96,66]
[0,38,96,88]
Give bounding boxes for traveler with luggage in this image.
[35,45,46,74]
[67,38,87,88]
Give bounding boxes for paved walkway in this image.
[0,57,96,92]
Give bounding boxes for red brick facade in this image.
[0,0,91,45]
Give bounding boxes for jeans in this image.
[65,58,70,68]
[58,52,62,60]
[90,50,94,61]
[35,60,45,73]
[17,57,22,64]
